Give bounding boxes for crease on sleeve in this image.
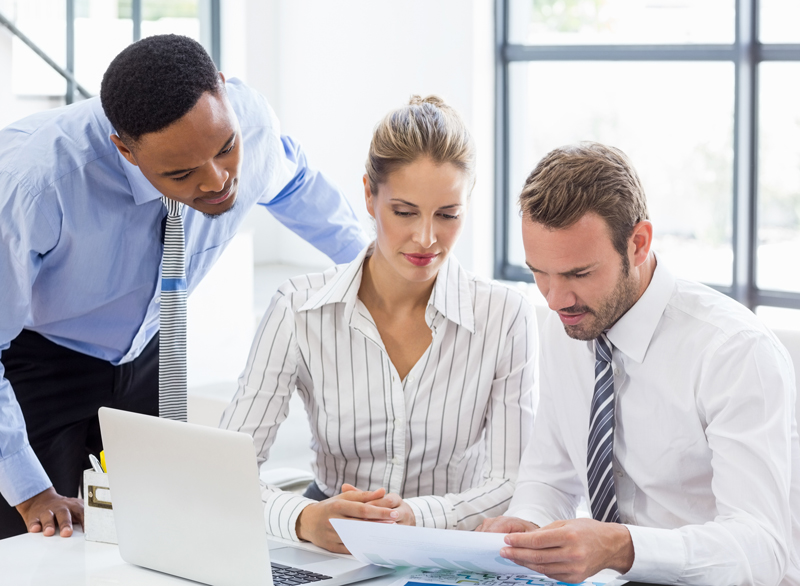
[405,495,457,529]
[0,445,52,506]
[621,525,686,584]
[263,488,316,542]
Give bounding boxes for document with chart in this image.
[330,519,543,574]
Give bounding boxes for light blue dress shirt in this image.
[0,78,368,505]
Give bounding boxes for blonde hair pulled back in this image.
[366,95,475,194]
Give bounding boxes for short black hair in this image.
[101,34,221,143]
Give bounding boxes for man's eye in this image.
[173,172,192,182]
[220,142,235,155]
[574,272,590,279]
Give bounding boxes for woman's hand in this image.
[342,483,416,526]
[295,485,399,553]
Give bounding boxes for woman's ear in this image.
[364,175,377,219]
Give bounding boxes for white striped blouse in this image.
[221,244,536,541]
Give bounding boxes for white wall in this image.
[232,0,496,276]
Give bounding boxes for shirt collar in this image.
[299,243,475,333]
[605,251,675,364]
[120,154,164,205]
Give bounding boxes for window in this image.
[4,0,219,103]
[495,0,800,312]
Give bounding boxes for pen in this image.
[89,453,104,474]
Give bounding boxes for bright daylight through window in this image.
[497,0,800,325]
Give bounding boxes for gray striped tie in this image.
[159,196,187,422]
[587,333,620,523]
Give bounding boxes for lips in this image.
[558,312,587,326]
[403,253,438,267]
[199,180,236,206]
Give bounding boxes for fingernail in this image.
[390,511,399,518]
[504,535,511,544]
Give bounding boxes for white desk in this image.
[0,529,408,586]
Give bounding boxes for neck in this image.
[359,248,436,312]
[633,251,657,302]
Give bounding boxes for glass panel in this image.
[756,306,800,331]
[507,61,735,286]
[73,1,134,96]
[9,0,67,96]
[140,0,200,41]
[760,0,800,44]
[508,0,735,45]
[757,63,800,293]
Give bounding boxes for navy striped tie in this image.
[159,196,188,422]
[587,333,620,523]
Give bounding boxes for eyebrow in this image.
[526,262,598,277]
[390,198,463,210]
[160,132,236,177]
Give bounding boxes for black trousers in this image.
[0,330,159,539]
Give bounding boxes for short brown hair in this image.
[366,95,475,194]
[518,142,649,259]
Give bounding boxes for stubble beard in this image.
[562,259,640,341]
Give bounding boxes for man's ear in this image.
[629,220,653,268]
[110,134,138,167]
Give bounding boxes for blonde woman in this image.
[221,96,536,553]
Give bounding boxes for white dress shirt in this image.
[508,255,800,586]
[222,244,536,541]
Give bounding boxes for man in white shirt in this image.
[477,142,800,586]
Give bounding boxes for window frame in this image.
[494,0,800,311]
[62,0,221,104]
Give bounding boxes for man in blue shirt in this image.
[0,35,368,539]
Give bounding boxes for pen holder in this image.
[83,469,118,544]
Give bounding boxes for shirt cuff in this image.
[620,524,686,584]
[330,236,369,265]
[0,445,52,507]
[405,495,457,529]
[263,489,317,542]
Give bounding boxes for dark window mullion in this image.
[732,0,758,308]
[494,0,511,281]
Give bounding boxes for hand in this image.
[500,518,634,583]
[296,485,399,553]
[342,484,416,526]
[475,515,539,533]
[15,487,84,537]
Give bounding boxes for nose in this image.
[199,162,229,193]
[543,278,577,312]
[413,217,436,249]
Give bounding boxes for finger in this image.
[40,509,56,537]
[505,527,563,549]
[501,545,565,567]
[55,507,74,537]
[336,487,386,502]
[367,493,402,508]
[341,483,359,493]
[27,518,42,534]
[334,501,399,521]
[71,501,85,529]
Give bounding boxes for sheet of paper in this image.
[392,569,621,586]
[330,519,542,575]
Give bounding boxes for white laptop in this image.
[98,407,393,586]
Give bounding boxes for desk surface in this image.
[0,529,407,586]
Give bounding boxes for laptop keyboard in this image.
[271,562,333,584]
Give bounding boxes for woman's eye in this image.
[440,213,460,220]
[393,210,414,217]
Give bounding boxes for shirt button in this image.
[155,296,161,304]
[616,470,624,477]
[407,375,415,383]
[392,375,398,383]
[394,418,402,427]
[392,456,402,466]
[613,368,620,376]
